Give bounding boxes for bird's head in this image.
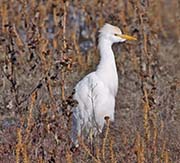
[99,23,137,44]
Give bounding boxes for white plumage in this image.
[71,23,137,147]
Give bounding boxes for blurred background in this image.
[0,0,179,162]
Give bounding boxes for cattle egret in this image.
[71,23,137,147]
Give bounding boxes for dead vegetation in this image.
[0,0,180,162]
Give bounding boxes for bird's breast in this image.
[96,68,118,96]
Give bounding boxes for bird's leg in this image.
[88,128,98,155]
[89,128,94,152]
[102,116,110,160]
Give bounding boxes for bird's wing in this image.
[71,72,115,145]
[73,72,115,129]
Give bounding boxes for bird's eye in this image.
[114,33,118,36]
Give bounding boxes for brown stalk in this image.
[72,32,83,67]
[25,92,36,142]
[16,128,22,163]
[79,137,101,163]
[12,24,24,48]
[161,141,169,163]
[53,5,58,27]
[39,38,49,72]
[60,1,69,101]
[109,138,117,163]
[143,87,150,142]
[95,145,100,162]
[152,113,158,163]
[1,2,8,33]
[66,148,73,163]
[22,144,29,163]
[135,132,145,163]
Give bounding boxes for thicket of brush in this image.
[0,0,179,162]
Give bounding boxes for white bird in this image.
[71,23,137,147]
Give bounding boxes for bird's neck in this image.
[96,38,118,95]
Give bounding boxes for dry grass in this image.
[0,0,179,162]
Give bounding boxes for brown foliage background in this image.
[0,0,180,162]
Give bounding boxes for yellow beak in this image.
[116,34,137,41]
